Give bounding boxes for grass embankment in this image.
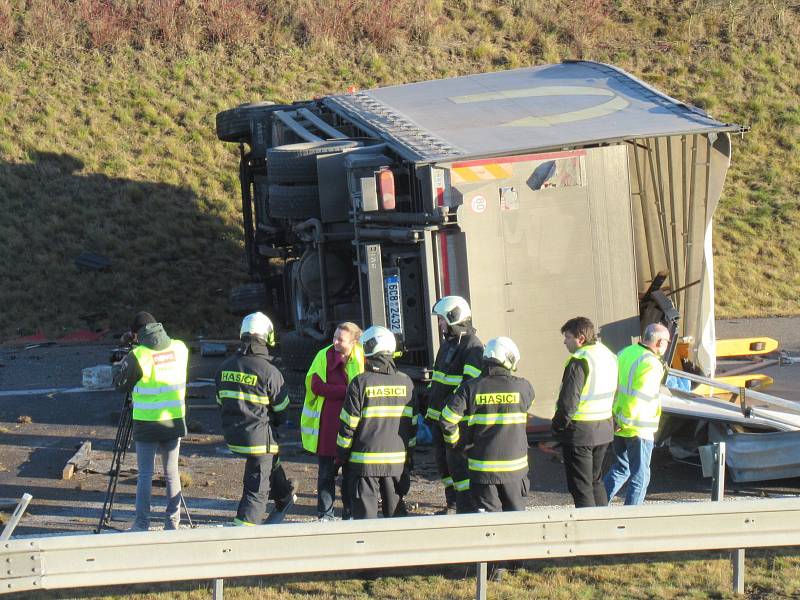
[14,549,800,599]
[0,0,798,340]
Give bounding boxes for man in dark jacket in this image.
[553,317,618,508]
[215,312,293,525]
[113,311,188,531]
[337,326,417,520]
[441,336,533,513]
[425,295,484,514]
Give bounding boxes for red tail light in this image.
[377,168,396,210]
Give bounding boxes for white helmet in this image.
[432,295,471,326]
[240,312,275,346]
[361,325,397,357]
[483,336,521,371]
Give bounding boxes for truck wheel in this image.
[267,140,361,184]
[278,331,326,369]
[216,101,278,143]
[268,184,321,219]
[228,282,267,315]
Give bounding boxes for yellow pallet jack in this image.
[689,337,780,399]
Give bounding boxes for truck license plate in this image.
[384,271,404,336]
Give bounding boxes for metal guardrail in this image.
[668,367,800,414]
[3,499,800,597]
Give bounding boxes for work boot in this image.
[274,479,299,513]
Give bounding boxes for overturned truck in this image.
[216,61,798,480]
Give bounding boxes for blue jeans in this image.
[603,436,654,506]
[134,439,181,530]
[317,456,352,519]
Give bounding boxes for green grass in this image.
[0,1,799,340]
[11,549,800,599]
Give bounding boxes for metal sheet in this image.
[718,429,800,482]
[325,61,740,162]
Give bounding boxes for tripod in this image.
[96,393,193,533]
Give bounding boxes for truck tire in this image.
[267,140,361,184]
[278,331,326,369]
[268,184,321,220]
[228,282,267,315]
[216,101,278,143]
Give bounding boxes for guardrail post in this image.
[0,493,33,540]
[476,562,487,600]
[212,578,223,600]
[706,442,745,595]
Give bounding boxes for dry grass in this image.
[0,0,798,341]
[11,549,800,599]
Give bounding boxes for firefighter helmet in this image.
[240,312,276,346]
[360,325,397,357]
[483,336,521,371]
[432,295,471,326]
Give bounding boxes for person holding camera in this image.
[113,311,189,531]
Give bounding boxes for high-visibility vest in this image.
[568,342,617,422]
[613,344,665,439]
[301,344,364,453]
[131,340,189,422]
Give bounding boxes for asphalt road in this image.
[0,318,798,537]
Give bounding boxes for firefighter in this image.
[603,323,670,505]
[113,311,189,531]
[337,326,417,520]
[215,312,295,525]
[425,295,484,514]
[553,316,618,508]
[440,336,534,513]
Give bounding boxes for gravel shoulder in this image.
[1,318,798,537]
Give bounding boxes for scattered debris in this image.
[75,251,112,272]
[82,364,113,388]
[62,441,92,480]
[179,472,193,488]
[200,342,227,357]
[17,415,32,424]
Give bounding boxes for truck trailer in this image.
[217,60,745,429]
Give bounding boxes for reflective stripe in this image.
[302,406,321,419]
[336,434,352,448]
[349,451,407,464]
[615,414,660,429]
[617,387,660,403]
[272,396,290,411]
[426,408,441,421]
[408,436,417,448]
[442,476,454,488]
[227,443,278,455]
[440,405,462,424]
[463,363,482,379]
[233,518,256,526]
[453,478,470,491]
[468,412,527,426]
[133,383,186,395]
[340,409,361,428]
[468,456,528,472]
[300,426,319,437]
[431,370,463,386]
[363,406,406,418]
[132,400,183,410]
[217,390,270,405]
[443,427,460,445]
